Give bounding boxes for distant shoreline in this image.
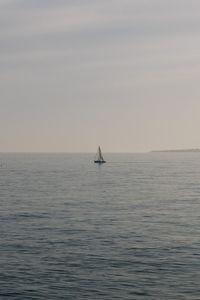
[152,149,200,153]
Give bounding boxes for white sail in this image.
[98,146,104,161]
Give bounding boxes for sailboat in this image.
[94,146,106,164]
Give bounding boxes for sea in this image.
[0,152,199,300]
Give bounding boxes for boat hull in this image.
[94,160,106,164]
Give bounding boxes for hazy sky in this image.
[1,0,200,152]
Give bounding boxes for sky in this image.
[1,0,200,152]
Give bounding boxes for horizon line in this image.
[0,148,200,154]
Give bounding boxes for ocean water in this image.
[0,153,200,300]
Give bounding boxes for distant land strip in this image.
[152,149,200,153]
